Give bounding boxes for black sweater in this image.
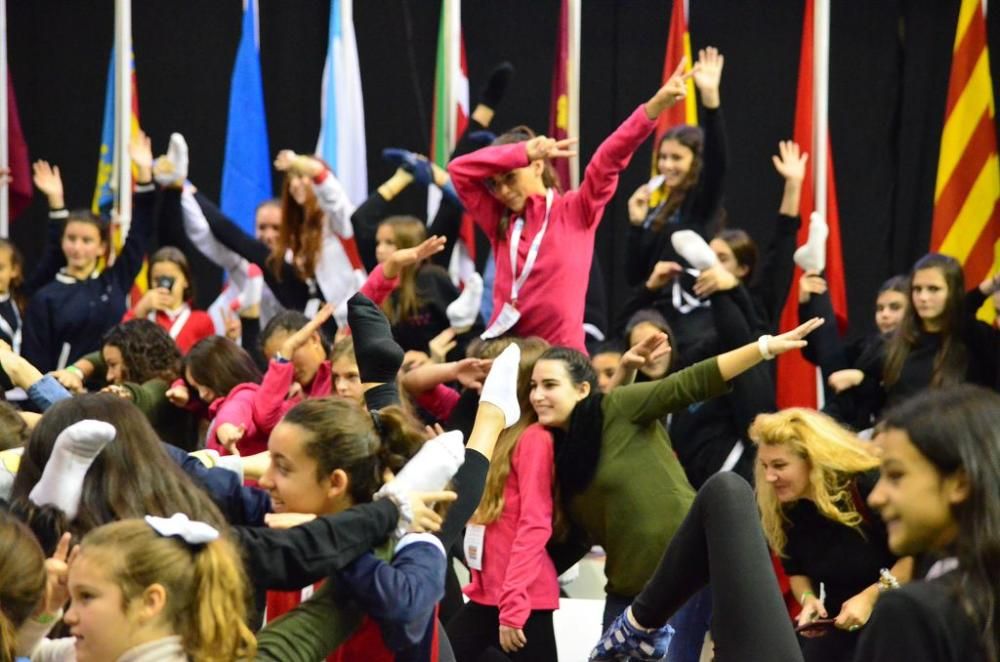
[624,106,728,288]
[21,186,155,373]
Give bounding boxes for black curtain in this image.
[8,0,998,336]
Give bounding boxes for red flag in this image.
[653,0,697,146]
[931,0,999,322]
[548,0,571,190]
[775,0,848,409]
[7,71,31,221]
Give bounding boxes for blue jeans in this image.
[603,587,712,662]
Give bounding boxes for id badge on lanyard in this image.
[481,189,554,340]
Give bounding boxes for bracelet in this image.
[878,568,900,592]
[757,335,775,360]
[799,591,815,605]
[273,353,291,364]
[65,365,84,378]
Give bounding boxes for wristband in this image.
[757,335,775,360]
[66,365,84,379]
[800,591,815,605]
[273,353,291,364]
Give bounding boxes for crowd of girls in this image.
[0,40,997,662]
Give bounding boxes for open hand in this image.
[279,303,333,359]
[772,140,808,184]
[765,317,824,357]
[692,47,724,107]
[384,235,447,279]
[32,160,65,208]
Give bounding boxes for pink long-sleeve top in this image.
[205,383,270,456]
[359,263,399,306]
[248,359,334,434]
[463,423,559,629]
[448,105,656,352]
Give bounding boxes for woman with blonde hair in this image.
[750,408,911,662]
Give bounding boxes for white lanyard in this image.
[0,297,21,353]
[672,268,711,314]
[507,189,554,305]
[151,305,192,340]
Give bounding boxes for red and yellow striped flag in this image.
[932,0,1000,322]
[650,0,697,206]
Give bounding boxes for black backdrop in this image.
[8,0,1000,339]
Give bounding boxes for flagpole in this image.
[114,0,132,236]
[568,0,580,188]
[813,0,829,216]
[0,0,9,238]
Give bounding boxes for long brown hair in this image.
[81,519,256,662]
[0,512,46,662]
[472,337,550,525]
[884,253,967,388]
[379,216,431,324]
[651,126,704,231]
[10,393,227,552]
[185,335,262,397]
[491,126,563,241]
[267,173,324,281]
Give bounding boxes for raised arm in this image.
[109,132,156,293]
[24,161,68,295]
[688,48,729,225]
[274,150,356,238]
[180,183,250,275]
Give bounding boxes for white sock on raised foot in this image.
[29,420,116,519]
[385,430,465,496]
[447,273,484,330]
[154,133,189,187]
[671,230,718,271]
[479,343,522,428]
[793,211,829,273]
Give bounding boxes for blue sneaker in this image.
[590,607,674,661]
[382,148,434,188]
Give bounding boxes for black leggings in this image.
[447,602,556,662]
[630,472,804,662]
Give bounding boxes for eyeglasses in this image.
[485,171,519,193]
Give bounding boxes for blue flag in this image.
[221,0,272,235]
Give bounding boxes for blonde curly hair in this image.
[749,408,880,556]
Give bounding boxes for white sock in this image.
[29,420,115,519]
[386,430,465,495]
[794,211,829,273]
[447,273,484,329]
[240,264,265,311]
[479,343,522,428]
[671,230,718,271]
[154,133,189,187]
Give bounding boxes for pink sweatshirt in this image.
[463,423,559,629]
[448,105,656,352]
[205,383,269,456]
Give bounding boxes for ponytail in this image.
[80,519,256,662]
[190,537,257,661]
[284,397,425,504]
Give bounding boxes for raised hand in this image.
[428,328,458,364]
[828,369,864,393]
[693,47,725,108]
[274,149,323,177]
[798,271,827,303]
[772,140,808,184]
[279,303,333,359]
[645,57,698,120]
[129,129,154,183]
[32,160,65,208]
[134,287,174,317]
[383,235,447,279]
[37,533,79,618]
[621,331,671,372]
[764,317,825,357]
[524,136,578,161]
